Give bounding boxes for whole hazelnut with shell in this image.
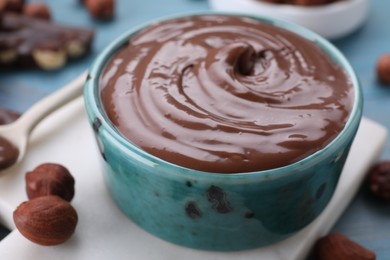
[85,0,114,20]
[376,54,390,85]
[13,195,78,246]
[25,163,75,202]
[312,233,376,260]
[23,3,51,21]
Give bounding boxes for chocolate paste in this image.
[99,15,354,173]
[0,136,19,170]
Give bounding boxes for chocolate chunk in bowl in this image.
[84,13,363,251]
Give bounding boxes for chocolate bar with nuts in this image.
[0,12,94,70]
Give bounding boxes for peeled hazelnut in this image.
[13,195,78,246]
[376,54,390,85]
[32,47,66,70]
[85,0,114,20]
[367,161,390,201]
[23,3,51,21]
[312,233,376,260]
[0,0,6,10]
[26,163,75,202]
[67,40,86,58]
[0,49,17,64]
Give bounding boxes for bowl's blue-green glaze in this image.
[84,12,363,251]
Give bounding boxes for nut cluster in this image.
[23,3,51,21]
[0,0,51,19]
[376,54,390,85]
[13,163,78,246]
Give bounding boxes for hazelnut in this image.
[32,46,67,70]
[23,3,51,21]
[312,233,376,260]
[26,163,75,202]
[67,40,86,58]
[0,49,17,64]
[367,161,390,201]
[85,0,114,20]
[376,54,390,85]
[0,0,5,10]
[13,195,78,246]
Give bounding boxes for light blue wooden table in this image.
[1,0,390,258]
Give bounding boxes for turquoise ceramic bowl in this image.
[84,12,363,251]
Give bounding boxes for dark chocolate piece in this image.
[0,12,94,70]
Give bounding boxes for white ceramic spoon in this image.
[0,72,87,171]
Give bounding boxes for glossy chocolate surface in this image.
[99,15,354,173]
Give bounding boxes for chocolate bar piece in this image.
[0,12,94,70]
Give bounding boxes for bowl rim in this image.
[84,11,363,181]
[210,0,369,14]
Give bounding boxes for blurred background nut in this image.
[23,3,51,21]
[67,40,86,58]
[0,49,17,64]
[312,233,376,260]
[26,163,75,202]
[85,0,114,20]
[376,54,390,85]
[13,195,78,246]
[367,161,390,201]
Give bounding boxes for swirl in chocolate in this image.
[99,15,354,173]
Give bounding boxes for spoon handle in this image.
[18,71,88,133]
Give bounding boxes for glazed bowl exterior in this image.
[83,12,363,251]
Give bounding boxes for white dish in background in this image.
[0,98,387,260]
[209,0,370,39]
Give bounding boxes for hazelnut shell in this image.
[13,195,78,246]
[26,163,75,202]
